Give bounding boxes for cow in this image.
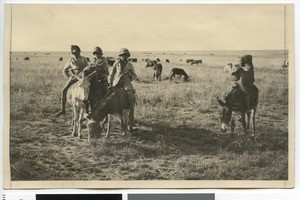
[186,59,194,63]
[145,60,158,67]
[156,58,161,62]
[67,71,96,139]
[107,57,116,67]
[145,60,162,81]
[129,58,137,62]
[166,59,170,63]
[87,88,134,142]
[282,60,289,68]
[170,67,189,81]
[191,59,202,65]
[24,57,30,61]
[217,84,259,138]
[59,57,63,61]
[224,63,233,71]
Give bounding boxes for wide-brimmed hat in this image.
[93,46,103,55]
[71,45,81,54]
[119,48,130,57]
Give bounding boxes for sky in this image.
[8,4,290,52]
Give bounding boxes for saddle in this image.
[226,84,258,110]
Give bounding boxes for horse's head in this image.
[75,71,96,105]
[184,75,190,81]
[87,118,102,143]
[217,97,232,133]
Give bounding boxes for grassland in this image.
[9,51,289,181]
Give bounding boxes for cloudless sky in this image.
[10,4,288,52]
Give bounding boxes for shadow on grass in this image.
[133,120,288,157]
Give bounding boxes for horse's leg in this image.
[251,109,256,138]
[106,114,113,138]
[241,113,247,135]
[72,106,79,137]
[246,112,251,131]
[120,112,127,136]
[229,112,235,138]
[77,108,84,139]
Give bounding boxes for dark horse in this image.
[217,84,259,137]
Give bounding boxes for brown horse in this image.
[217,84,259,138]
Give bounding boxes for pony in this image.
[217,84,259,138]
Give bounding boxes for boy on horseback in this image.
[55,45,89,116]
[231,54,255,113]
[109,48,137,128]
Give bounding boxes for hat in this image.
[93,46,103,55]
[240,55,253,64]
[119,48,130,57]
[71,45,81,53]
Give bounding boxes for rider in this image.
[84,46,109,94]
[109,48,137,127]
[231,54,255,113]
[55,45,89,116]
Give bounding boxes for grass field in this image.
[9,50,289,181]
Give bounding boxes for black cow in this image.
[59,57,63,61]
[156,58,161,62]
[186,59,194,63]
[166,59,170,63]
[191,59,202,65]
[107,57,116,67]
[24,57,30,61]
[170,67,189,81]
[129,58,138,62]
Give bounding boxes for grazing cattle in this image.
[282,60,289,68]
[24,57,30,61]
[157,58,161,62]
[87,88,133,141]
[166,59,170,63]
[191,59,202,65]
[170,67,189,81]
[107,57,116,67]
[145,60,162,81]
[128,58,137,62]
[59,57,63,61]
[145,60,158,67]
[186,59,194,63]
[67,71,96,139]
[224,63,233,71]
[217,84,259,138]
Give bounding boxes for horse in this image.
[217,84,259,138]
[86,88,134,142]
[66,71,96,139]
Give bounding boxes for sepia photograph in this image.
[3,3,295,188]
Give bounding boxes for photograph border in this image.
[2,3,295,189]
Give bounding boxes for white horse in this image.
[67,71,96,139]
